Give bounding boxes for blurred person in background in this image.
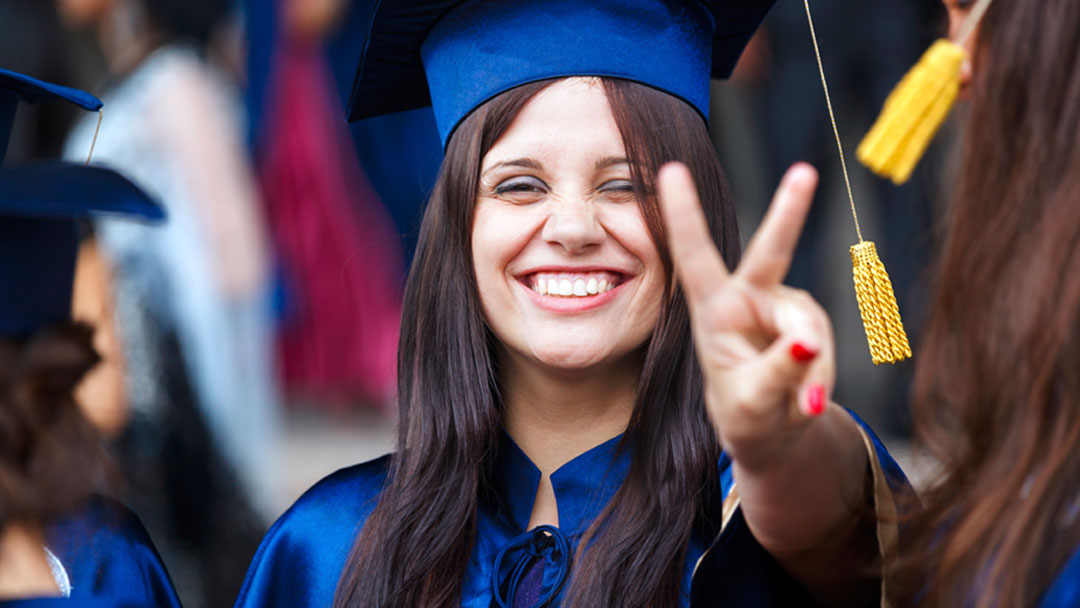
[56,0,279,605]
[0,68,179,607]
[887,0,1080,605]
[244,0,404,412]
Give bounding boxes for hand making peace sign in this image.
[658,162,836,472]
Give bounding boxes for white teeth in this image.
[528,272,621,297]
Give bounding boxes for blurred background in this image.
[2,0,953,605]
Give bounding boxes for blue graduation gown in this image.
[37,497,181,608]
[236,411,906,607]
[1040,547,1080,608]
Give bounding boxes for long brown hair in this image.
[333,77,740,607]
[0,322,108,529]
[890,1,1080,605]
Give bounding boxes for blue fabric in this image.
[41,497,180,608]
[346,0,777,145]
[0,600,118,608]
[1039,546,1080,608]
[236,412,907,606]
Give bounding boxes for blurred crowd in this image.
[1,0,950,605]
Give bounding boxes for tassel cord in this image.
[802,0,862,243]
[86,110,103,166]
[957,0,995,46]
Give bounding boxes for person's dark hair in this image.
[0,322,109,529]
[141,0,230,46]
[889,2,1080,606]
[333,77,740,607]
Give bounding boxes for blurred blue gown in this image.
[236,412,908,606]
[0,497,181,608]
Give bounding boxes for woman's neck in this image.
[0,524,60,599]
[500,352,640,528]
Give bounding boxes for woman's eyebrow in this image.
[595,156,629,170]
[481,158,544,178]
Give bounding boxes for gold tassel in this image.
[850,242,911,364]
[856,40,965,184]
[803,0,912,364]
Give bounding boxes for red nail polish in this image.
[807,385,825,417]
[790,342,818,362]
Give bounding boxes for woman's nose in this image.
[540,200,605,253]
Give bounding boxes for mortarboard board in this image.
[346,0,778,146]
[0,67,164,338]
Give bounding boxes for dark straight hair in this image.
[889,1,1080,605]
[334,77,741,607]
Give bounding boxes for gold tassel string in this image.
[803,0,911,364]
[856,0,993,184]
[86,110,103,166]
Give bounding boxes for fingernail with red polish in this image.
[790,342,818,362]
[806,385,826,417]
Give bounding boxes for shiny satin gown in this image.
[0,497,180,608]
[237,411,907,607]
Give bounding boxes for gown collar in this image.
[492,429,631,535]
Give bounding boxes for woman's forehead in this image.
[482,79,627,169]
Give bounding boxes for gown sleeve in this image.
[1039,546,1080,608]
[691,408,912,607]
[43,496,181,608]
[234,456,390,608]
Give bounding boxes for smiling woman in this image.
[234,1,910,607]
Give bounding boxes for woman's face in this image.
[472,78,665,374]
[943,0,976,96]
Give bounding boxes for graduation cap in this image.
[346,0,779,146]
[0,68,164,338]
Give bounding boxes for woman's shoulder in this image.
[279,454,391,529]
[234,455,392,608]
[44,496,180,607]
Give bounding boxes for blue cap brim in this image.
[0,163,164,222]
[0,68,103,112]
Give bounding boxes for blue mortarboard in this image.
[346,0,777,146]
[0,68,164,338]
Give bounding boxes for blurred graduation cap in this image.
[346,0,778,146]
[0,67,164,338]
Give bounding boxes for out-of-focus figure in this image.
[0,68,180,607]
[57,0,279,605]
[246,0,404,410]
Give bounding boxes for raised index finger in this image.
[657,163,730,304]
[739,163,819,288]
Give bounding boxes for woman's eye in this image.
[601,179,634,192]
[494,177,547,195]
